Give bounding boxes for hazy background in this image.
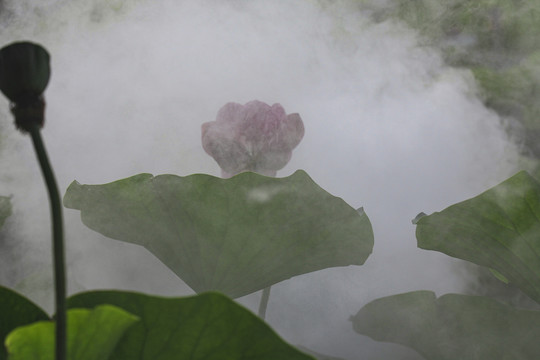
[0,0,522,358]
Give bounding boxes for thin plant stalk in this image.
[258,286,271,319]
[28,122,66,360]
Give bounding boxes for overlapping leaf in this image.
[5,305,138,360]
[67,291,314,360]
[63,170,373,298]
[351,291,540,360]
[0,286,49,360]
[415,171,540,303]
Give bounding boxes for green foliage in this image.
[354,170,540,357]
[1,288,313,360]
[67,291,314,360]
[0,196,11,230]
[0,286,49,360]
[416,171,540,304]
[472,52,540,128]
[63,170,373,298]
[351,290,540,360]
[5,305,138,360]
[353,0,540,158]
[363,0,540,55]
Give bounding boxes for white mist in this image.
[0,0,520,358]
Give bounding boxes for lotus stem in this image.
[258,286,271,319]
[28,122,66,360]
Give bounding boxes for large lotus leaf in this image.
[0,196,11,230]
[5,305,138,360]
[0,286,49,360]
[351,290,540,360]
[415,171,540,304]
[63,170,373,298]
[67,290,314,360]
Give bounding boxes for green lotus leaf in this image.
[63,170,373,298]
[5,305,137,360]
[0,286,49,360]
[0,196,12,230]
[351,290,540,360]
[67,290,314,360]
[415,171,540,303]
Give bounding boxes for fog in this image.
[0,0,522,358]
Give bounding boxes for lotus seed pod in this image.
[0,41,50,103]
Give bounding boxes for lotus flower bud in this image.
[202,100,304,177]
[0,41,50,131]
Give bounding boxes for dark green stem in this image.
[258,286,271,319]
[28,123,66,360]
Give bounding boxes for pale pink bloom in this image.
[202,100,304,178]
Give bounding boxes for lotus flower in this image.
[202,100,304,178]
